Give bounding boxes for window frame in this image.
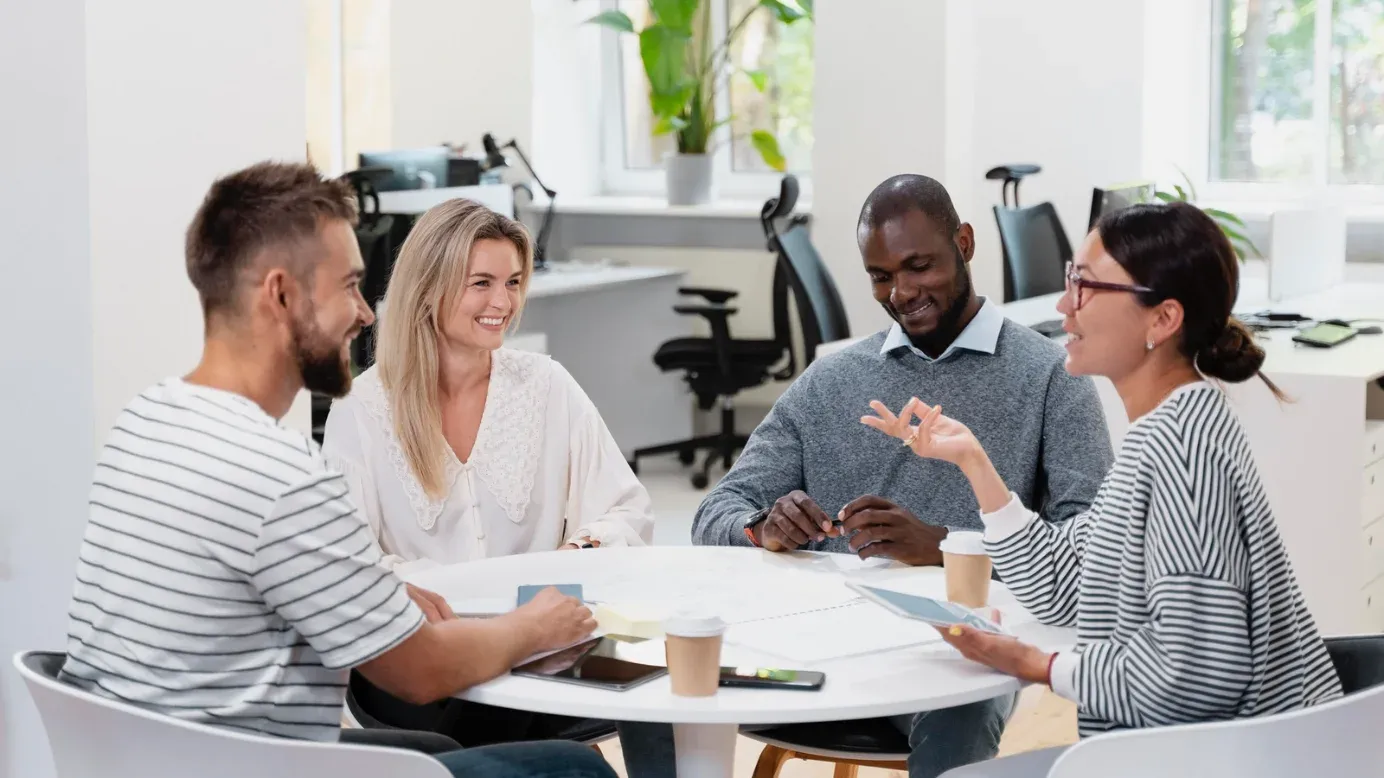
[1197,0,1384,209]
[596,0,813,201]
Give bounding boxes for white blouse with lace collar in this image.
[321,349,653,573]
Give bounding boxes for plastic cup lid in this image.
[939,530,987,556]
[663,612,726,638]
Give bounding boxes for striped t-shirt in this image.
[60,379,424,741]
[983,381,1342,735]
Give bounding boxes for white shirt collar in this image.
[881,297,1004,363]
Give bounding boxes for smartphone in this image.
[1293,323,1357,348]
[512,635,667,691]
[517,584,583,607]
[848,583,1005,634]
[719,666,825,691]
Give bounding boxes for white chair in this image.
[940,634,1384,777]
[13,651,451,778]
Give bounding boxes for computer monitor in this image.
[357,147,451,191]
[1089,181,1156,230]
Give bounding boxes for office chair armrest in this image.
[678,286,739,304]
[673,304,737,377]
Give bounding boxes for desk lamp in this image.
[481,132,555,271]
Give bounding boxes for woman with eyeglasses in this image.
[862,202,1341,763]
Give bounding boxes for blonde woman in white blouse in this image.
[323,199,652,576]
[322,199,671,775]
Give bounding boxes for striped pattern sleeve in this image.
[251,472,424,670]
[985,506,1095,628]
[1074,423,1253,727]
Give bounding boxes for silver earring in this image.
[1146,341,1155,352]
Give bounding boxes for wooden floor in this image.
[600,687,1078,777]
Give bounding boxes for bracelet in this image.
[1044,652,1059,687]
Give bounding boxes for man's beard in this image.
[906,246,973,354]
[292,315,354,398]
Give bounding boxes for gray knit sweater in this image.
[692,322,1114,551]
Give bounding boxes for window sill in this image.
[518,193,811,220]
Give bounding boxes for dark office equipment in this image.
[481,132,555,270]
[357,147,451,191]
[629,174,850,488]
[447,155,482,187]
[1088,181,1157,230]
[988,164,1072,313]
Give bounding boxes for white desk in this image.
[377,184,515,217]
[512,263,691,457]
[406,547,1074,778]
[821,280,1384,635]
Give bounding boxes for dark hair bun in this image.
[1196,319,1264,383]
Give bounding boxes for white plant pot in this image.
[665,153,715,206]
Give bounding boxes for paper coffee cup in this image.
[663,613,726,697]
[939,530,991,608]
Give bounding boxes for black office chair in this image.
[630,175,850,488]
[987,164,1071,305]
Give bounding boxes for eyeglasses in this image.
[1064,262,1155,310]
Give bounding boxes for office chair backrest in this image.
[992,202,1071,303]
[1045,634,1384,778]
[761,175,850,366]
[14,651,449,778]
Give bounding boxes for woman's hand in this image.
[861,398,982,466]
[560,539,602,550]
[938,623,1054,685]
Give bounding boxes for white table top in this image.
[405,547,1074,726]
[526,263,685,300]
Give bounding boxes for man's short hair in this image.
[185,161,357,317]
[857,174,960,239]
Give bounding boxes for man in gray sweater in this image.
[693,174,1113,778]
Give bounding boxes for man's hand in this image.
[937,623,1053,685]
[406,584,457,624]
[757,490,841,552]
[510,586,597,654]
[838,495,946,566]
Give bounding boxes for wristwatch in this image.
[742,507,772,547]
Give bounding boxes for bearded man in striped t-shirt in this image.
[59,162,614,778]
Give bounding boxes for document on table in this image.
[724,599,944,663]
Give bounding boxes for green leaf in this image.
[1173,184,1188,202]
[1154,190,1181,203]
[1176,166,1199,202]
[751,130,788,171]
[653,115,690,135]
[650,0,698,31]
[743,68,768,92]
[798,0,814,19]
[1202,207,1246,227]
[583,10,635,33]
[759,0,805,23]
[640,25,694,116]
[1218,224,1251,244]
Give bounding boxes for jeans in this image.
[341,726,616,778]
[887,693,1018,778]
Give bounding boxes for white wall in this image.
[963,0,1146,302]
[390,0,534,154]
[0,3,309,776]
[0,4,94,778]
[86,0,312,444]
[811,0,953,335]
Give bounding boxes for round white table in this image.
[406,546,1076,778]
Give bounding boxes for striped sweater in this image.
[982,381,1342,735]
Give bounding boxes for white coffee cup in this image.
[939,530,992,608]
[663,613,726,697]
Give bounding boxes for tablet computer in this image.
[848,583,1004,634]
[511,635,667,691]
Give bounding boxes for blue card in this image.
[517,584,584,606]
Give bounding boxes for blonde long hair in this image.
[375,199,534,498]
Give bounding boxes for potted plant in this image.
[1155,170,1261,261]
[587,0,812,205]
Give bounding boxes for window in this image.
[601,0,814,197]
[305,0,391,176]
[1211,0,1384,187]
